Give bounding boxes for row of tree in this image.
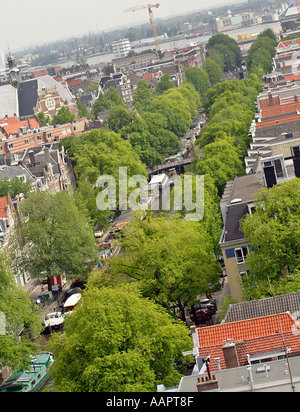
[192,73,263,196]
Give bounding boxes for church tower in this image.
[7,50,21,88]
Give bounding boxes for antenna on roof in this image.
[267,276,295,392]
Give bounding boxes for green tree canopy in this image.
[0,252,43,370]
[0,177,32,199]
[12,191,98,281]
[92,87,125,117]
[133,79,154,112]
[49,284,193,391]
[66,129,147,226]
[246,34,277,75]
[51,106,76,126]
[106,215,220,320]
[193,137,244,196]
[155,74,175,95]
[203,57,223,85]
[241,178,300,292]
[184,66,211,100]
[207,33,242,72]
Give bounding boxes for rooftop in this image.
[222,291,300,323]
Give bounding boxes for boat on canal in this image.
[44,311,65,331]
[0,352,54,392]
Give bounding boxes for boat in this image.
[44,311,65,331]
[0,352,54,392]
[63,292,82,313]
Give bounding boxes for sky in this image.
[1,0,242,52]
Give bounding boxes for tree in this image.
[92,87,124,117]
[0,251,43,371]
[193,137,244,196]
[37,111,50,126]
[107,215,220,320]
[133,79,154,112]
[246,36,276,75]
[170,173,223,258]
[67,129,147,226]
[0,177,32,198]
[156,74,174,95]
[48,284,193,391]
[12,191,98,282]
[241,178,300,288]
[104,105,136,133]
[184,67,211,100]
[203,57,223,85]
[207,34,242,72]
[51,106,75,126]
[76,99,93,119]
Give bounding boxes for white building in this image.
[111,39,131,60]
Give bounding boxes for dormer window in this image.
[247,202,256,215]
[261,155,287,188]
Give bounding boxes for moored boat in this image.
[0,352,54,392]
[63,292,82,313]
[44,311,65,331]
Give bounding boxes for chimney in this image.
[215,358,221,371]
[268,91,273,105]
[196,375,219,392]
[222,339,240,369]
[29,150,35,166]
[44,147,51,164]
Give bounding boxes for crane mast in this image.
[124,4,161,52]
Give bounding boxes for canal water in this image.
[61,21,282,68]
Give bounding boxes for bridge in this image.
[147,157,192,176]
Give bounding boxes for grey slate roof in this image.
[222,292,300,323]
[0,75,75,118]
[223,202,248,242]
[0,165,35,182]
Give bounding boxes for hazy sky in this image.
[2,0,242,51]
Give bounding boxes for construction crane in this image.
[124,4,160,52]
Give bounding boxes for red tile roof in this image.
[67,79,82,87]
[0,196,9,219]
[261,101,300,118]
[0,116,19,125]
[197,313,300,371]
[259,95,280,108]
[256,113,300,128]
[0,117,40,136]
[284,73,300,82]
[199,332,300,371]
[278,39,300,48]
[198,313,295,347]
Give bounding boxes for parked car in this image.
[189,307,214,325]
[108,214,116,223]
[199,298,217,314]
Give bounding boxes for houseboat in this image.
[44,311,65,331]
[63,292,82,313]
[0,352,54,392]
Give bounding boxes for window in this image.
[235,247,249,264]
[8,143,13,149]
[17,175,26,183]
[262,156,286,180]
[274,158,284,178]
[45,98,55,110]
[24,139,29,145]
